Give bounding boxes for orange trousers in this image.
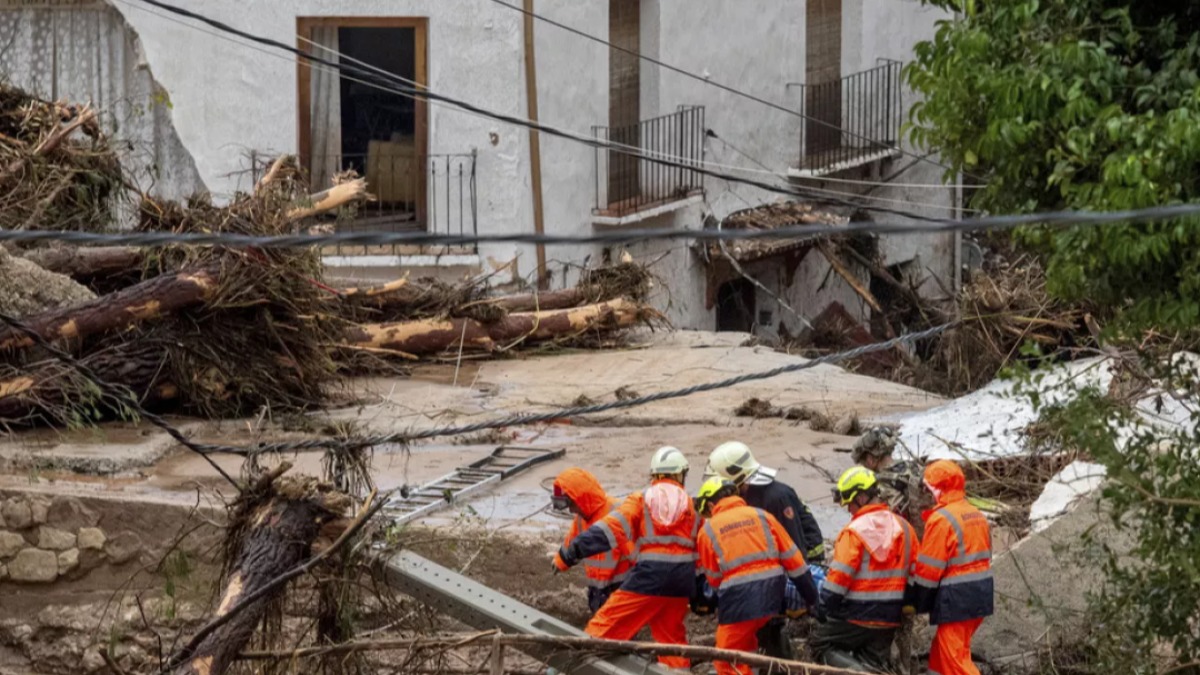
[714,617,773,675]
[929,618,983,675]
[584,590,690,669]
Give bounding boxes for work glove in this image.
[811,602,828,624]
[554,546,577,571]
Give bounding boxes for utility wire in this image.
[706,130,974,213]
[167,322,956,457]
[5,200,1200,249]
[126,0,941,224]
[481,0,976,181]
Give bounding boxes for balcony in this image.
[264,151,479,261]
[592,105,706,226]
[790,60,903,178]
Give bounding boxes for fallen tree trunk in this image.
[466,288,590,313]
[342,298,646,355]
[0,266,217,351]
[0,344,176,422]
[21,246,144,280]
[171,471,351,675]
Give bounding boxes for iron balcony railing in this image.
[592,105,705,218]
[796,60,902,174]
[255,150,479,254]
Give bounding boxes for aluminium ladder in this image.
[382,445,565,525]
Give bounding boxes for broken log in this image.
[171,473,351,675]
[0,267,217,351]
[0,344,176,422]
[465,288,590,313]
[255,154,293,195]
[21,246,144,280]
[342,298,645,355]
[286,179,370,222]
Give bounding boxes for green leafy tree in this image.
[908,3,1200,671]
[906,0,1200,328]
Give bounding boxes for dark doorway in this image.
[805,0,843,159]
[607,0,641,206]
[299,17,428,227]
[716,279,757,332]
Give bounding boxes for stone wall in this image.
[0,493,144,584]
[0,490,224,674]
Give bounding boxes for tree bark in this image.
[0,267,217,351]
[21,246,144,280]
[467,288,590,313]
[0,344,176,422]
[341,298,645,355]
[172,474,349,675]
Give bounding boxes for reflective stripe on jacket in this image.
[696,496,819,624]
[552,469,634,588]
[910,497,994,625]
[567,478,698,597]
[821,503,917,628]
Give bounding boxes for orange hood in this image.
[553,468,610,520]
[924,459,966,506]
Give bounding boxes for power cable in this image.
[706,131,976,214]
[125,0,942,223]
[5,200,1200,249]
[480,0,977,181]
[160,321,956,456]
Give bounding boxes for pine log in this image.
[342,298,644,355]
[0,344,176,422]
[21,246,144,280]
[172,474,349,675]
[467,288,588,313]
[0,267,218,351]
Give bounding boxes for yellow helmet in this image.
[695,477,737,514]
[834,466,878,506]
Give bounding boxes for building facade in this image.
[0,0,959,336]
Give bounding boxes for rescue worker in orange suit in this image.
[694,478,823,675]
[554,446,698,670]
[909,460,994,675]
[811,467,919,669]
[551,468,635,614]
[706,441,825,660]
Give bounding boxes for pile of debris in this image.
[0,85,660,428]
[0,87,122,233]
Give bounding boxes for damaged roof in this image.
[706,201,850,263]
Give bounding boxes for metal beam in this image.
[381,550,671,675]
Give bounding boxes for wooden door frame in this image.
[296,16,428,224]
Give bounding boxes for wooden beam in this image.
[523,0,549,290]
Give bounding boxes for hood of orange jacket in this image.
[924,459,967,509]
[554,468,610,521]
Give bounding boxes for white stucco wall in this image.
[4,0,956,331]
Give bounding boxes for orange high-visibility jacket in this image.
[910,460,994,625]
[552,468,634,589]
[696,496,819,624]
[821,502,918,628]
[566,478,699,598]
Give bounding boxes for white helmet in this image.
[706,441,776,486]
[649,446,690,476]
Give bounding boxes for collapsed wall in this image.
[0,1,205,201]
